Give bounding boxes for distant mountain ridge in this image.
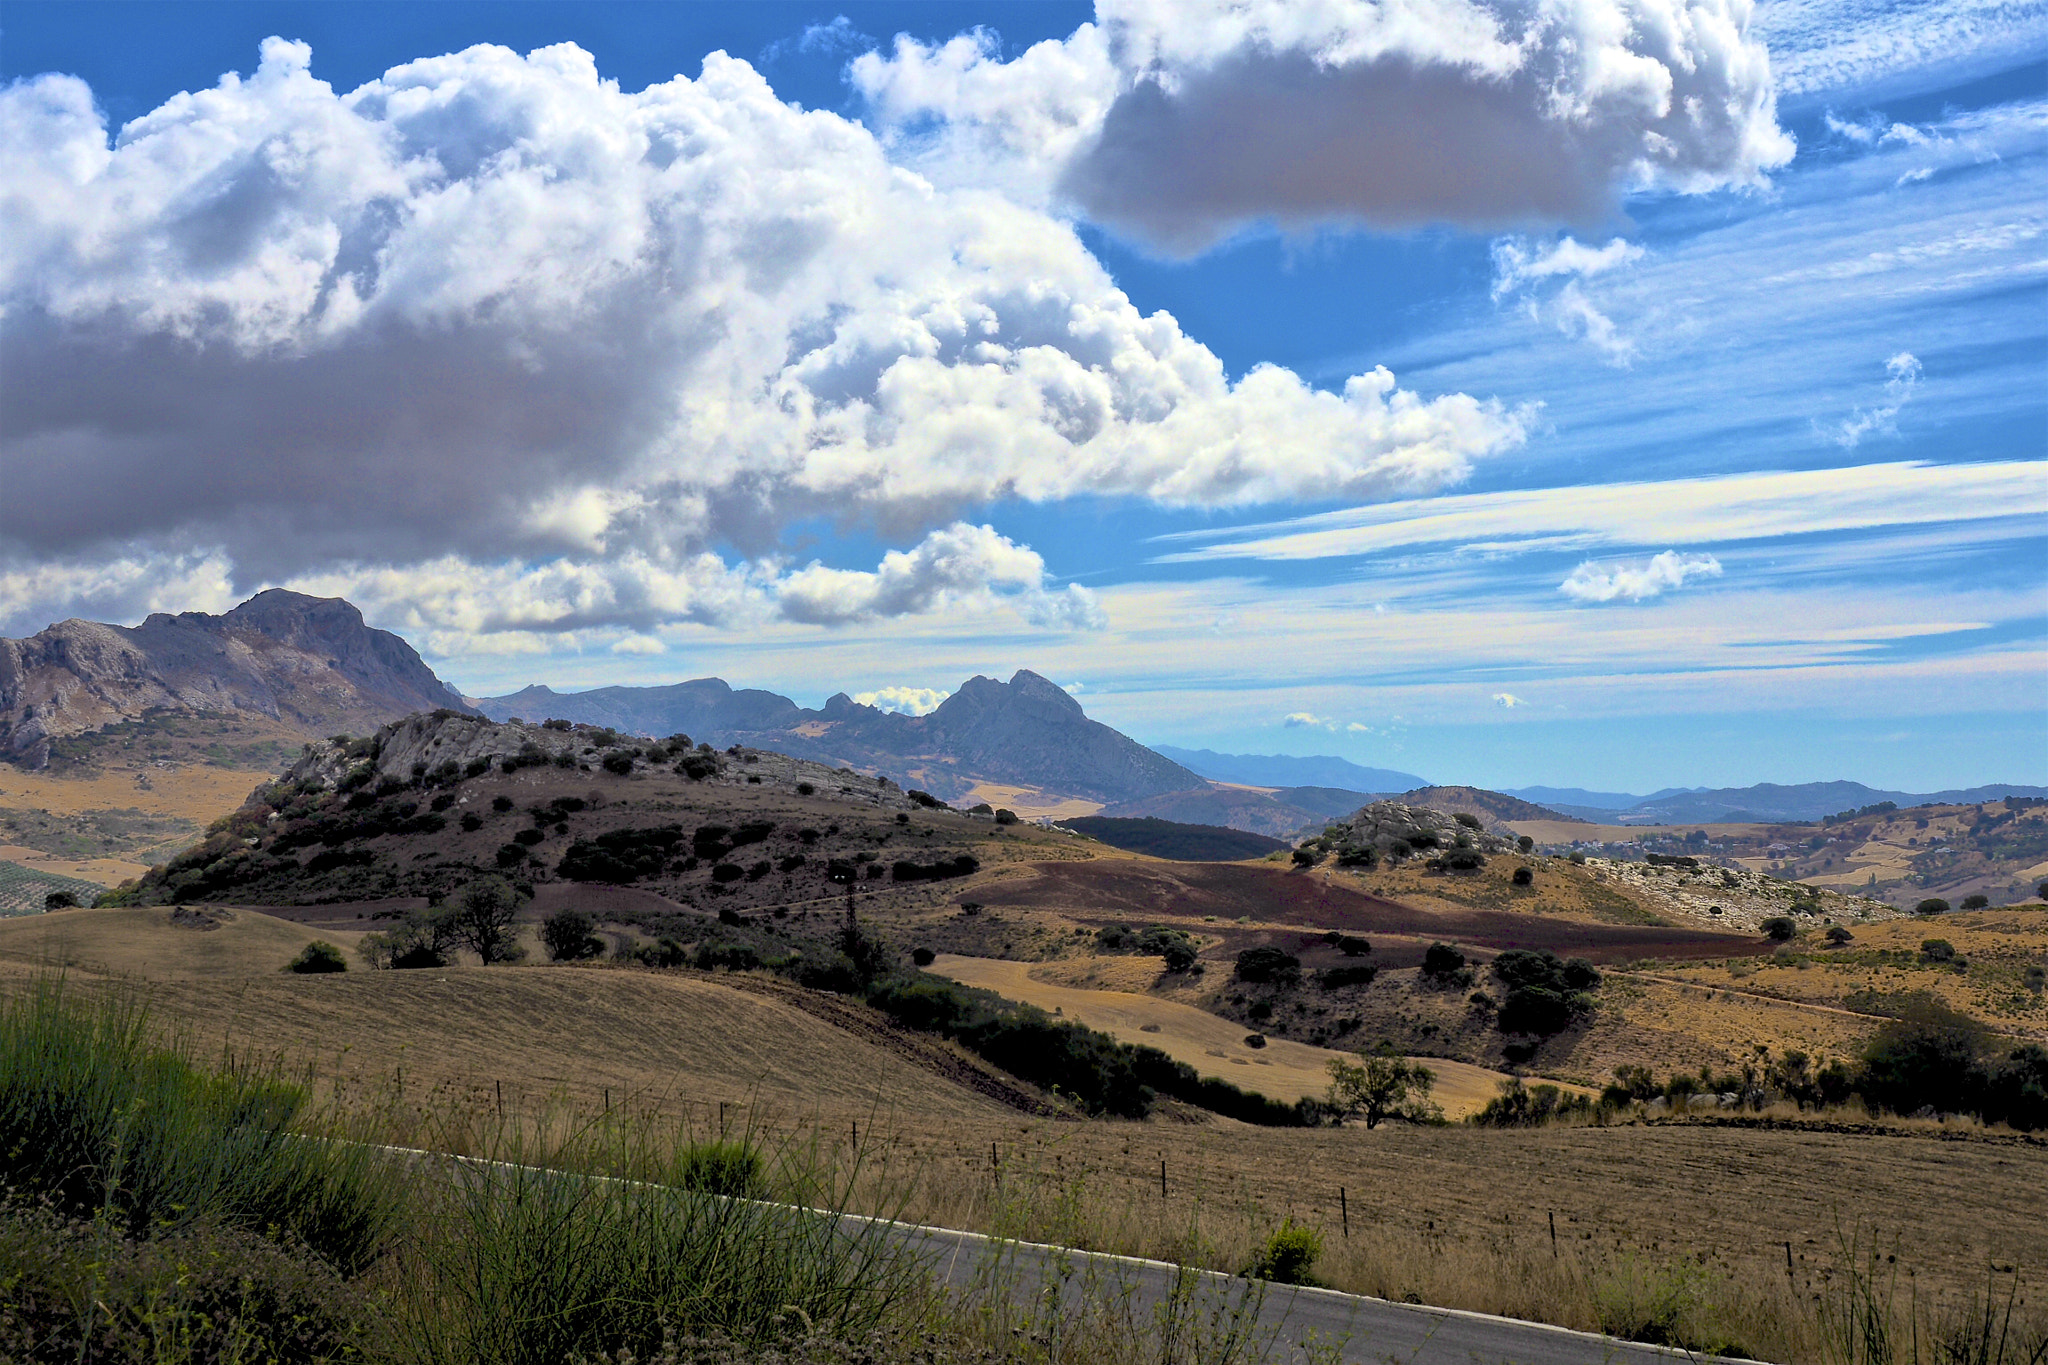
[1149,747,1427,793]
[474,670,1206,806]
[0,590,474,769]
[1502,780,2048,825]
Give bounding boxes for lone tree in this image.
[1325,1048,1441,1129]
[1760,916,1798,942]
[43,891,79,911]
[443,877,527,964]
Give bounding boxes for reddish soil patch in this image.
[968,861,1767,963]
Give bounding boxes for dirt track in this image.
[967,860,1771,962]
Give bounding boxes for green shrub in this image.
[1249,1219,1322,1285]
[692,940,762,972]
[285,940,348,974]
[1961,893,1990,910]
[676,1140,764,1197]
[1915,898,1951,915]
[1437,847,1486,871]
[1512,866,1534,886]
[1920,938,1956,963]
[1473,1078,1596,1127]
[42,891,79,911]
[1826,925,1854,945]
[1761,916,1797,941]
[0,981,401,1271]
[0,1206,375,1364]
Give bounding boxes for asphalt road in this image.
[389,1143,1753,1364]
[899,1219,1755,1365]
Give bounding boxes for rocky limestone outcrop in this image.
[0,590,474,768]
[1319,800,1516,862]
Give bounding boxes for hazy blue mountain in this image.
[474,670,1206,805]
[1149,747,1426,793]
[1501,785,1646,810]
[1615,781,2048,824]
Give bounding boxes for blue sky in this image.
[1,0,2042,793]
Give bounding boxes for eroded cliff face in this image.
[0,590,473,768]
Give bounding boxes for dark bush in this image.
[1825,925,1854,945]
[1437,847,1486,872]
[1319,965,1379,989]
[1421,943,1466,981]
[1234,947,1301,984]
[906,789,946,809]
[692,940,761,972]
[1511,866,1534,886]
[1454,812,1483,830]
[1920,938,1956,963]
[1915,898,1951,915]
[1244,1033,1267,1049]
[711,863,745,884]
[1497,987,1580,1037]
[1291,846,1321,867]
[994,808,1018,825]
[911,947,936,967]
[42,891,79,911]
[1335,934,1371,957]
[1961,893,1990,910]
[1760,916,1798,941]
[495,843,530,868]
[634,937,689,968]
[1517,835,1535,853]
[540,909,606,962]
[558,825,688,883]
[285,940,347,974]
[890,855,980,883]
[675,752,720,780]
[1492,949,1600,993]
[513,827,545,847]
[1860,995,1989,1116]
[601,751,635,776]
[745,860,772,881]
[796,782,816,796]
[491,796,515,812]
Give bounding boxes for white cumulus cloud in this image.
[1492,692,1526,707]
[851,686,952,716]
[856,0,1794,253]
[1560,550,1724,602]
[0,37,1524,640]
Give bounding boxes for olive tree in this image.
[443,876,528,964]
[1325,1048,1441,1128]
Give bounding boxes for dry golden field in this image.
[4,901,2043,1362]
[931,951,1568,1117]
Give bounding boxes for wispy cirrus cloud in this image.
[1152,460,2047,564]
[1823,351,1922,448]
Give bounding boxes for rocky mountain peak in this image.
[0,591,474,768]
